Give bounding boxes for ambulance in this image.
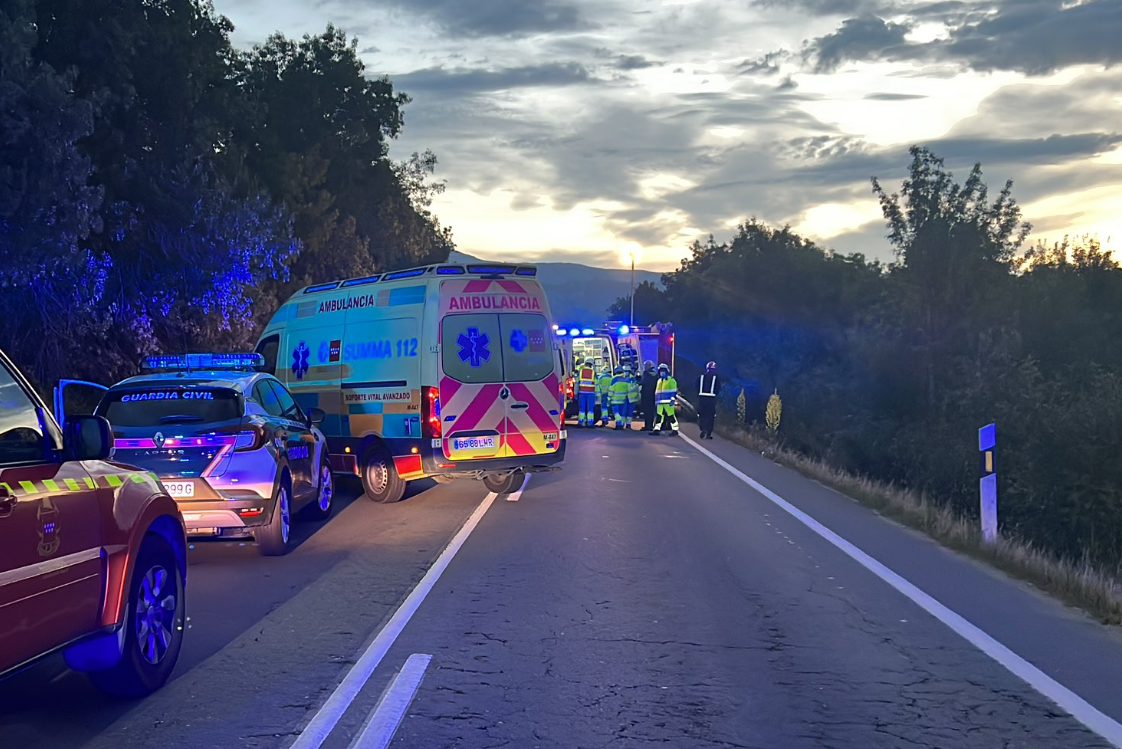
[255,262,566,502]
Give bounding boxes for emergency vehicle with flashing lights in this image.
[553,326,618,421]
[0,346,187,696]
[255,262,567,499]
[554,321,675,419]
[57,353,334,557]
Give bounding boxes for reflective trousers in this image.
[612,400,631,429]
[578,392,597,425]
[653,403,678,432]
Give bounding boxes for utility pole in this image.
[629,251,635,329]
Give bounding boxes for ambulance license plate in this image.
[454,437,495,450]
[164,481,195,498]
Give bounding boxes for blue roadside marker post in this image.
[979,422,997,544]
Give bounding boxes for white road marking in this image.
[505,473,531,502]
[289,492,500,749]
[680,434,1122,749]
[348,654,432,749]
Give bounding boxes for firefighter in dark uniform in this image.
[640,360,658,431]
[698,360,721,439]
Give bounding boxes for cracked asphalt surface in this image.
[3,426,1122,748]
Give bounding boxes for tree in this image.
[0,0,108,385]
[239,26,452,288]
[871,146,1031,409]
[608,280,667,323]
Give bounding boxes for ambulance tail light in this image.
[422,387,442,439]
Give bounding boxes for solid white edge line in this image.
[289,492,501,749]
[680,433,1122,748]
[349,653,433,749]
[505,473,531,501]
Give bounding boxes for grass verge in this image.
[719,426,1122,626]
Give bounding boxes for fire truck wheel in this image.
[88,534,185,697]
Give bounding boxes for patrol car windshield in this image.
[97,386,242,427]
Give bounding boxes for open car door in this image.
[53,379,109,430]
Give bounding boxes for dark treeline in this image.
[0,0,452,387]
[615,147,1122,572]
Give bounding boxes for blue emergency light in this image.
[467,264,517,275]
[142,353,264,371]
[619,325,630,335]
[581,328,595,336]
[342,274,381,287]
[569,328,581,336]
[556,329,568,336]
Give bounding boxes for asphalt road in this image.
[3,425,1122,748]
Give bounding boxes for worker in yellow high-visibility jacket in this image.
[627,367,641,429]
[609,366,632,430]
[596,365,614,427]
[576,359,599,427]
[650,363,679,436]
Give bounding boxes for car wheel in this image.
[256,478,293,556]
[303,457,334,521]
[88,534,185,698]
[483,471,523,495]
[361,444,406,503]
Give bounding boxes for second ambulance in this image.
[255,262,566,502]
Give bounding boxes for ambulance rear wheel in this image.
[362,445,406,504]
[483,471,523,495]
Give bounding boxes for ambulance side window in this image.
[256,334,279,376]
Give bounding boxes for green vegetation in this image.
[0,0,451,388]
[615,146,1122,581]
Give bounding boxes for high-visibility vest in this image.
[628,378,641,403]
[699,373,719,397]
[578,367,597,393]
[597,372,613,396]
[655,376,677,405]
[609,375,630,405]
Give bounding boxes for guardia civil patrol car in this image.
[255,262,567,502]
[60,354,333,556]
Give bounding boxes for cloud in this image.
[754,0,890,15]
[394,62,596,95]
[363,0,591,38]
[612,53,661,70]
[805,15,912,72]
[863,92,926,100]
[798,0,1122,76]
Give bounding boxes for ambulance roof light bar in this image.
[142,353,264,372]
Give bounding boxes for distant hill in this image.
[447,251,663,324]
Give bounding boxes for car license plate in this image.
[164,481,195,498]
[454,437,495,450]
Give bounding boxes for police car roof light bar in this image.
[142,353,265,371]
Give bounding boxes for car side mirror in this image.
[64,415,113,461]
[308,407,326,426]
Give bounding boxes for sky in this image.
[215,0,1122,271]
